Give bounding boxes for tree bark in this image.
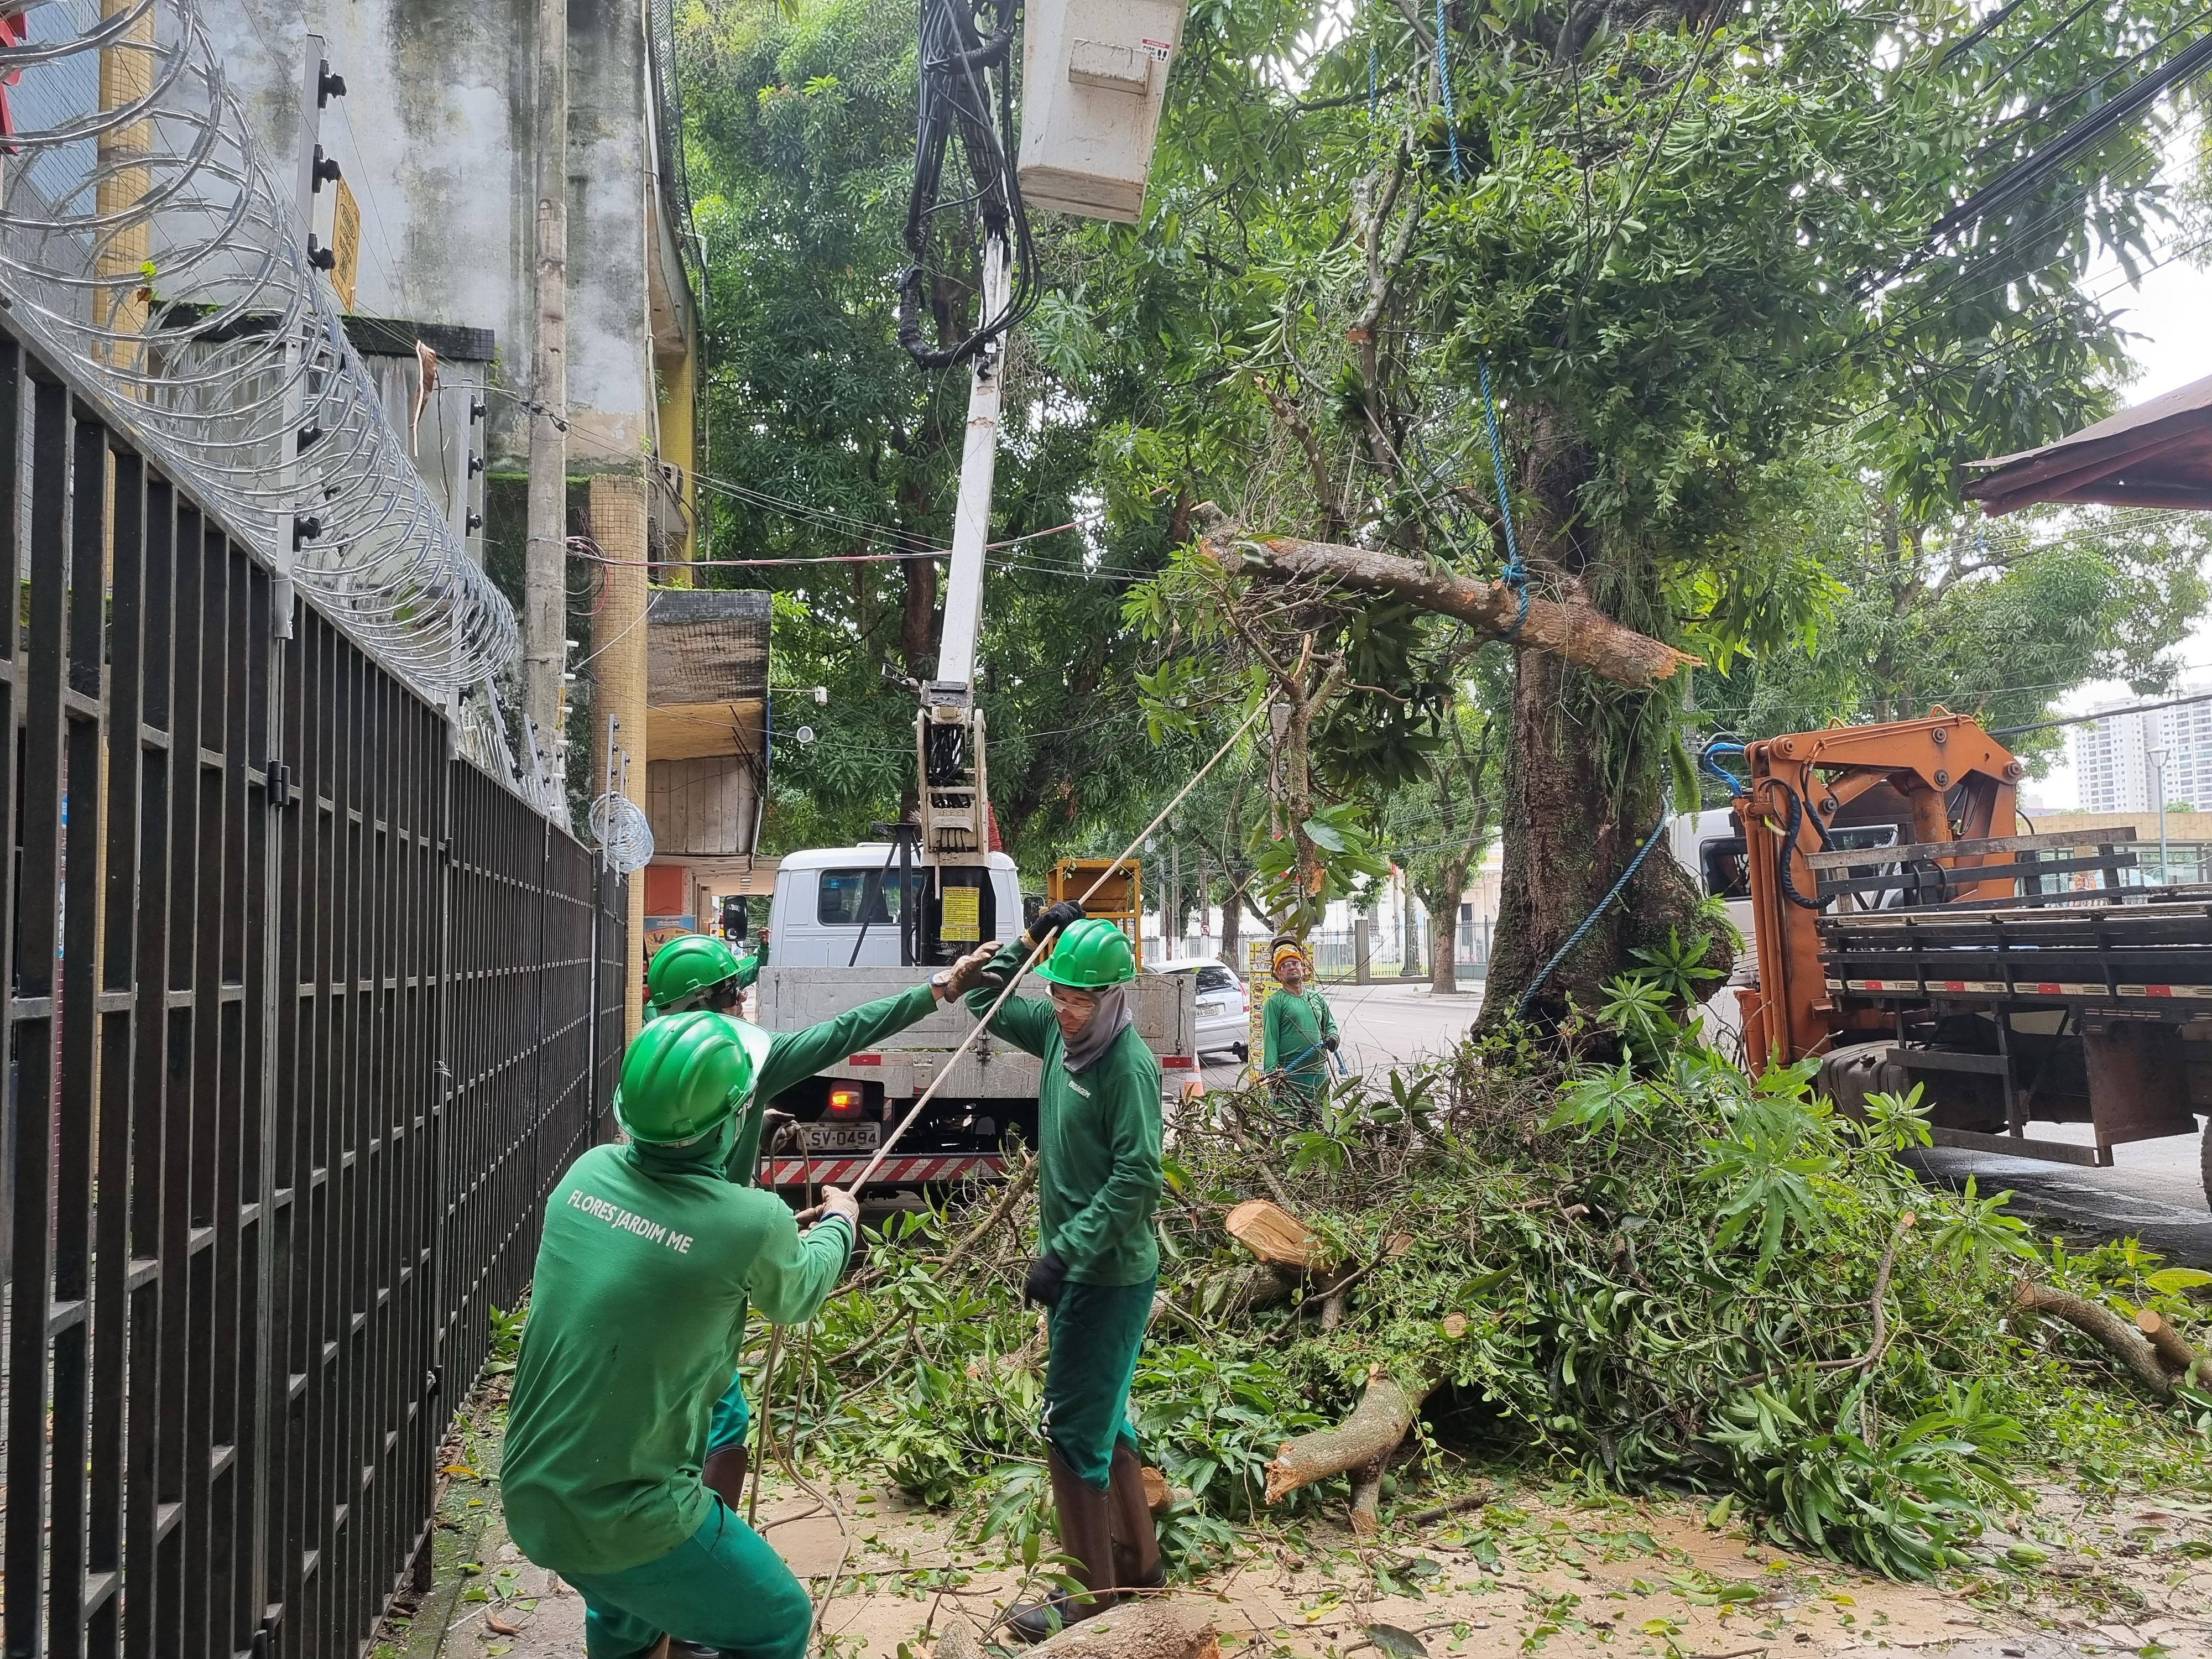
[1475,643,1717,1037]
[1211,534,1697,689]
[938,1606,1218,1659]
[1347,1458,1387,1536]
[1429,889,1461,994]
[2015,1281,2177,1401]
[1032,1602,1219,1659]
[1264,1375,1434,1504]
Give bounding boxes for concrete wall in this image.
[207,1,669,479]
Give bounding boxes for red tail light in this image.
[826,1087,864,1120]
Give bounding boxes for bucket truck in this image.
[744,0,1198,1195]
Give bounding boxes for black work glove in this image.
[1025,899,1087,948]
[1323,1035,1340,1053]
[1023,1250,1068,1309]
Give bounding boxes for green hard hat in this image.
[1035,917,1137,989]
[614,1010,773,1145]
[646,933,745,1016]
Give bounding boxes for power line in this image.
[1992,687,2212,737]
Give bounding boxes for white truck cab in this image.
[764,845,1024,967]
[749,845,1197,1194]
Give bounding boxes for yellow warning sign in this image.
[330,176,361,312]
[941,884,980,942]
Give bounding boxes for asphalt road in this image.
[1194,974,1481,1092]
[1195,977,2212,1266]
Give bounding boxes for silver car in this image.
[1148,956,1249,1060]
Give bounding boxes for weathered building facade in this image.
[210,0,735,1032]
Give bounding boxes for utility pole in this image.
[524,0,570,739]
[2153,744,2172,884]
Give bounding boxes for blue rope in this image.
[1478,359,1528,639]
[1369,38,1378,114]
[1514,807,1672,1021]
[1433,0,1462,178]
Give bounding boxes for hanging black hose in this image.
[898,0,1040,369]
[1775,784,1837,912]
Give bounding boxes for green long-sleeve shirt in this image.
[965,945,1162,1286]
[721,982,942,1182]
[500,1138,854,1575]
[1262,985,1337,1092]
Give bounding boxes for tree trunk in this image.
[1477,643,1718,1038]
[1400,883,1421,978]
[901,551,938,681]
[1211,533,1697,688]
[1430,892,1459,994]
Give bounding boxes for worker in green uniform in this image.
[641,942,1004,1531]
[646,932,760,1021]
[505,948,996,1659]
[965,902,1165,1642]
[1262,939,1339,1110]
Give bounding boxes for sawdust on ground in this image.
[413,1448,2212,1659]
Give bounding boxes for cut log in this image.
[1208,532,1697,690]
[1028,1600,1220,1659]
[1264,1374,1436,1504]
[1141,1465,1170,1513]
[1226,1198,1337,1273]
[2015,1281,2174,1401]
[2136,1307,2202,1378]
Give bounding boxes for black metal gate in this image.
[0,326,627,1658]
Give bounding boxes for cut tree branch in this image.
[1209,533,1698,689]
[1264,1373,1437,1504]
[2013,1280,2177,1401]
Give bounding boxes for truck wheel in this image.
[1232,1043,1248,1062]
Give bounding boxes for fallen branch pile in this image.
[767,1022,2212,1583]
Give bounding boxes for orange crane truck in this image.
[1720,711,2210,1203]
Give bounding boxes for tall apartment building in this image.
[2072,687,2212,810]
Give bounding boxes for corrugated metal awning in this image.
[1964,374,2212,515]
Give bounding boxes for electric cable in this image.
[898,0,1038,369]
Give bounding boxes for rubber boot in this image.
[702,1445,750,1512]
[1105,1442,1165,1594]
[1005,1449,1118,1644]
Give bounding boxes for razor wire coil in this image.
[0,0,519,699]
[588,791,654,874]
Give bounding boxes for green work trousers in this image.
[565,1500,811,1659]
[1044,1277,1157,1490]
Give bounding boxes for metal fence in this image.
[0,320,626,1659]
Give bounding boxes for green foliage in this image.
[485,1302,528,1376]
[676,0,1192,867]
[735,1011,2210,1588]
[1712,1380,2027,1580]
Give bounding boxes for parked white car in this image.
[1148,956,1249,1058]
